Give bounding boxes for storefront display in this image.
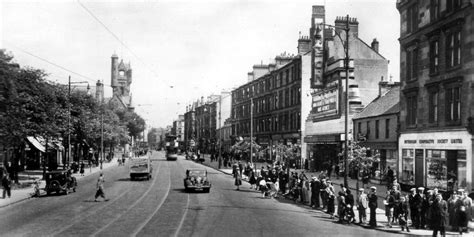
[426,150,447,189]
[401,149,414,185]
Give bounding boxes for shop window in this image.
[429,40,439,74]
[426,150,448,189]
[457,150,467,189]
[429,90,438,123]
[401,149,415,185]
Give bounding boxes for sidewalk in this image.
[197,155,473,236]
[0,158,119,208]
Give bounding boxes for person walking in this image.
[94,173,107,202]
[2,173,11,199]
[356,188,368,224]
[368,186,378,228]
[431,193,448,237]
[80,162,85,176]
[408,188,419,228]
[384,190,395,228]
[233,168,242,191]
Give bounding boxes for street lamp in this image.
[318,15,351,187]
[68,76,89,169]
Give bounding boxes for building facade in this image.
[304,5,389,172]
[195,96,218,154]
[353,84,400,180]
[397,0,474,191]
[109,53,134,111]
[231,52,302,165]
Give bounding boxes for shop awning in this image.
[27,136,45,153]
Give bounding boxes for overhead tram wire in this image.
[76,0,162,83]
[4,42,113,88]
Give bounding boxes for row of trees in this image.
[0,49,145,180]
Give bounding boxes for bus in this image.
[165,135,178,161]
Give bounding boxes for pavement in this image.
[197,154,474,236]
[0,157,121,208]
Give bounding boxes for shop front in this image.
[359,141,398,181]
[304,133,341,172]
[398,130,473,192]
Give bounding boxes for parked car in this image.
[184,169,211,193]
[45,170,77,195]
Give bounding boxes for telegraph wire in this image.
[4,41,113,87]
[76,0,162,83]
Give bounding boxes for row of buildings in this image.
[167,2,474,192]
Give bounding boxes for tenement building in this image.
[397,0,474,191]
[231,52,303,165]
[304,5,389,172]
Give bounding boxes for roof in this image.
[353,87,400,120]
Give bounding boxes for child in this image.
[397,196,410,232]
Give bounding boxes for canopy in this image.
[27,136,45,153]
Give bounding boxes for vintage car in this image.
[184,169,211,193]
[45,170,77,195]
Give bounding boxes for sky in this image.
[1,0,400,129]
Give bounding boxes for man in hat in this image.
[408,187,419,228]
[368,186,378,228]
[356,188,368,224]
[415,187,425,229]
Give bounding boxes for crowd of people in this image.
[229,161,473,236]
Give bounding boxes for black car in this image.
[184,169,211,193]
[45,170,77,195]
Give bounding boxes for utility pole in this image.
[67,76,71,169]
[250,97,253,165]
[343,15,350,188]
[218,95,222,169]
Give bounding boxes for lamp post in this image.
[68,76,89,169]
[319,15,351,187]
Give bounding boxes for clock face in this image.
[119,70,125,76]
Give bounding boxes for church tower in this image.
[110,53,133,110]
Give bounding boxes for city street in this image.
[0,151,400,237]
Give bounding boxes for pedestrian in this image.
[431,193,448,237]
[94,173,107,202]
[414,187,425,229]
[408,188,419,228]
[456,189,472,234]
[334,163,340,179]
[398,196,410,232]
[391,185,401,224]
[337,192,347,223]
[368,186,378,228]
[345,189,355,223]
[310,176,321,209]
[234,169,242,191]
[326,181,336,219]
[356,188,368,224]
[386,166,394,189]
[447,191,458,231]
[320,179,328,209]
[80,162,85,176]
[327,163,333,179]
[420,187,429,229]
[362,168,370,189]
[249,169,257,190]
[384,190,395,228]
[238,161,243,177]
[2,173,11,199]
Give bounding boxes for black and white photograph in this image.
[0,0,473,236]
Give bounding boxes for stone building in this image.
[353,82,400,180]
[396,0,474,191]
[109,53,134,111]
[184,103,197,151]
[304,5,389,172]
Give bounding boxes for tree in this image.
[341,141,380,191]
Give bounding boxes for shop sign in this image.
[403,138,463,145]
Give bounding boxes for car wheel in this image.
[73,187,76,192]
[46,190,51,196]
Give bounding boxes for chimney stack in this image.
[371,38,379,53]
[334,16,359,38]
[297,35,312,55]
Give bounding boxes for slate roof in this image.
[353,86,400,120]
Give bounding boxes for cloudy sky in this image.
[1,0,400,128]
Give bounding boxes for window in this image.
[385,119,390,139]
[375,120,379,139]
[426,150,447,189]
[447,0,461,12]
[429,91,438,123]
[406,47,418,81]
[429,40,439,74]
[445,86,461,122]
[401,149,415,185]
[446,30,461,69]
[430,0,439,21]
[407,4,418,34]
[358,122,361,135]
[366,121,370,139]
[406,95,418,126]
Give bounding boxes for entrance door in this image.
[415,149,424,187]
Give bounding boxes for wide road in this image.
[0,151,402,237]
